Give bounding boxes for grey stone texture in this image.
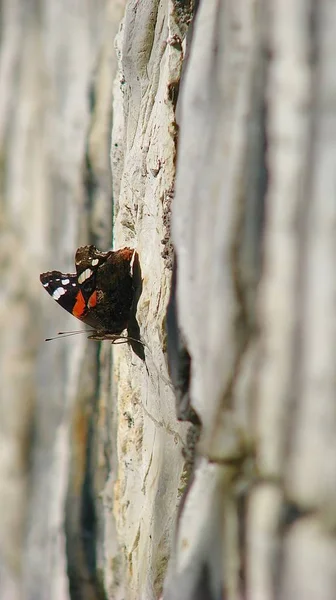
[1,1,336,599]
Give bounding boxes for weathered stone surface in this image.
[168,0,336,599]
[167,1,263,596]
[106,2,193,597]
[2,0,336,599]
[252,2,336,599]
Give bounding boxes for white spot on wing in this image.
[78,268,92,284]
[43,282,49,287]
[130,249,136,273]
[52,287,66,300]
[61,278,70,285]
[72,283,76,287]
[91,258,99,267]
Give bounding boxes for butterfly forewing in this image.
[40,271,81,316]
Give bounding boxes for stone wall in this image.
[1,1,336,600]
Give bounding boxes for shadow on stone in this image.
[127,251,145,361]
[166,255,200,425]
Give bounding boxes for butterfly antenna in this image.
[45,330,92,341]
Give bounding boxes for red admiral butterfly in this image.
[40,245,136,341]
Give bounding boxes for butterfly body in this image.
[40,245,135,338]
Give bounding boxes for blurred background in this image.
[0,1,124,598]
[2,1,336,600]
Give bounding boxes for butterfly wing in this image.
[40,270,87,321]
[40,245,136,335]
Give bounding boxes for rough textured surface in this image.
[168,1,263,597]
[169,0,336,599]
[2,0,336,599]
[252,2,336,599]
[106,2,192,597]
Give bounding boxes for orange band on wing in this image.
[73,290,86,318]
[88,290,97,308]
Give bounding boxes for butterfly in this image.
[40,245,137,341]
